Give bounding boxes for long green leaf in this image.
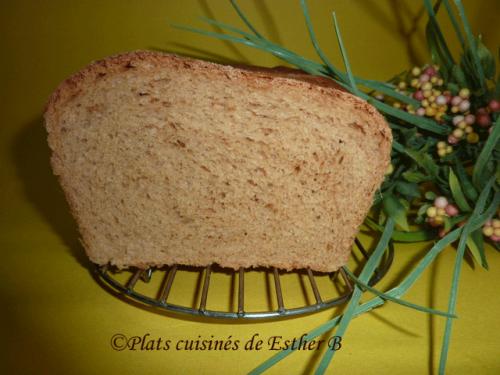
[172,24,331,78]
[424,0,454,75]
[189,19,329,75]
[439,177,496,374]
[315,219,395,374]
[249,193,498,375]
[371,99,449,135]
[453,0,486,90]
[176,20,449,135]
[343,267,456,318]
[299,0,345,80]
[331,12,361,96]
[443,0,465,48]
[472,116,500,189]
[227,3,420,106]
[250,227,462,374]
[358,78,421,107]
[229,0,262,38]
[364,217,434,242]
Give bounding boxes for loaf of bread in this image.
[45,51,391,272]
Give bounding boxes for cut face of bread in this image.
[45,51,392,272]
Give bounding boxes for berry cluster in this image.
[376,63,499,242]
[393,65,446,121]
[449,113,478,145]
[425,196,459,237]
[386,64,499,158]
[483,218,500,243]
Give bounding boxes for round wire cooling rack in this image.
[95,238,394,320]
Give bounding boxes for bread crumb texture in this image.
[45,51,392,272]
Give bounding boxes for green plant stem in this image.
[331,12,361,96]
[439,178,498,374]
[453,0,486,90]
[249,227,463,374]
[443,0,466,48]
[315,219,395,374]
[342,266,456,318]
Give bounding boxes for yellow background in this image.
[1,1,499,374]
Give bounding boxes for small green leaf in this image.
[403,170,430,183]
[425,191,437,200]
[466,234,487,269]
[449,169,472,212]
[451,64,467,86]
[395,181,421,198]
[472,230,488,269]
[443,217,453,232]
[383,194,410,231]
[447,82,459,95]
[476,36,496,79]
[404,149,440,177]
[417,203,432,217]
[453,161,478,201]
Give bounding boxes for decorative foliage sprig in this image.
[176,0,499,373]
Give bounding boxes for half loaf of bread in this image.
[45,51,392,272]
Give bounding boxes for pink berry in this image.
[416,107,426,116]
[491,235,500,242]
[459,100,470,112]
[451,96,462,106]
[489,99,500,112]
[465,114,475,125]
[425,66,437,76]
[477,107,488,115]
[448,135,459,144]
[434,196,448,209]
[413,90,424,101]
[477,113,492,127]
[445,204,459,217]
[419,74,430,83]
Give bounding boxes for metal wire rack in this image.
[95,238,394,320]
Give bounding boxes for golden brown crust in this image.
[45,50,391,145]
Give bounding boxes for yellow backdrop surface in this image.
[1,1,499,374]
